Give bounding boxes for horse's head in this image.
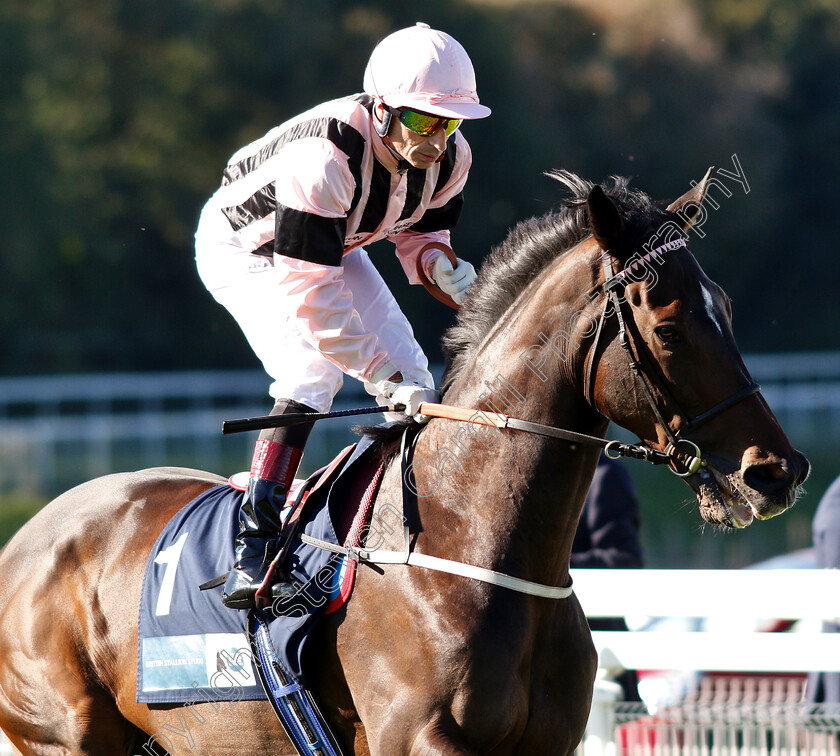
[582,170,809,528]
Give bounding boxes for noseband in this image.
[585,238,760,477]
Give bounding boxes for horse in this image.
[0,170,809,755]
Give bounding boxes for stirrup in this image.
[222,583,299,611]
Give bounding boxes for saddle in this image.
[137,433,386,708]
[199,443,357,596]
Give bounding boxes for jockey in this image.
[195,22,491,610]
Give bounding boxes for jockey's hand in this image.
[373,367,439,423]
[389,382,439,423]
[431,254,477,305]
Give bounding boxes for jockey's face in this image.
[386,117,448,170]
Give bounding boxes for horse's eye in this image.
[655,325,681,344]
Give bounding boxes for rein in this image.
[224,236,765,603]
[414,402,671,467]
[222,240,761,477]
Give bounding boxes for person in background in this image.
[572,453,645,701]
[195,22,490,610]
[807,473,840,705]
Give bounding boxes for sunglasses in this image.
[394,107,462,138]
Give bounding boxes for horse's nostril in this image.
[793,452,811,487]
[742,462,791,494]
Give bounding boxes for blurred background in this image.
[1,0,837,567]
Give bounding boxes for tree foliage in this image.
[2,0,837,375]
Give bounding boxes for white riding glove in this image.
[372,364,439,424]
[430,254,477,305]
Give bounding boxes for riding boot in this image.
[221,398,315,610]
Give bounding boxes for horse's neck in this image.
[428,244,609,586]
[447,239,603,427]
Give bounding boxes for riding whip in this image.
[222,404,404,434]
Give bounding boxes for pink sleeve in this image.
[275,138,355,217]
[273,255,390,382]
[393,230,453,284]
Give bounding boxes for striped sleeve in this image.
[219,111,366,266]
[271,134,362,266]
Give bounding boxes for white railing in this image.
[573,568,840,755]
[0,370,375,492]
[0,351,837,493]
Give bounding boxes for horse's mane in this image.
[441,170,669,393]
[359,170,670,452]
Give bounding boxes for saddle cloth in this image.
[136,435,383,704]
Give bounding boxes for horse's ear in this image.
[587,185,623,253]
[667,166,714,231]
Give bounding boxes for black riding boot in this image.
[221,399,315,610]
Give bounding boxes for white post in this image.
[582,675,623,756]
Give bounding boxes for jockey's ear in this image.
[587,184,623,254]
[667,166,714,231]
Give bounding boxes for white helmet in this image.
[363,22,491,121]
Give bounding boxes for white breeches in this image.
[195,208,432,413]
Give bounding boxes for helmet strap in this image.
[381,137,411,174]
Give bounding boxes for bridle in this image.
[412,236,760,476]
[583,237,761,477]
[228,236,765,605]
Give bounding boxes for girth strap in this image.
[298,533,574,600]
[249,613,346,756]
[298,428,573,601]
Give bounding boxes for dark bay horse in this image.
[0,172,808,755]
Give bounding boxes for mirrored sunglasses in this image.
[395,107,462,138]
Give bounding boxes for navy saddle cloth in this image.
[137,435,380,705]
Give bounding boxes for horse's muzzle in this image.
[739,450,810,520]
[686,448,809,529]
